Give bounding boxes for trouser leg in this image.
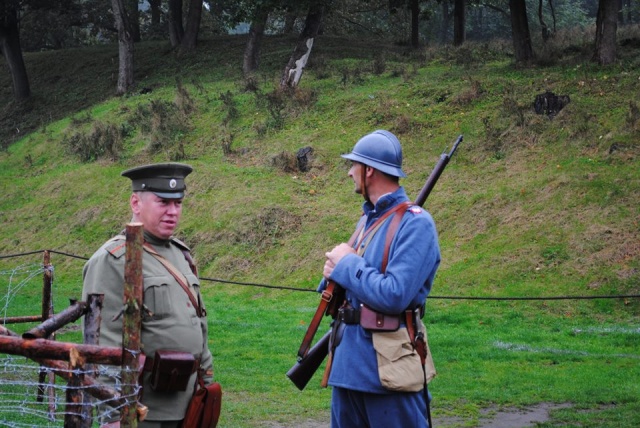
[331,386,428,428]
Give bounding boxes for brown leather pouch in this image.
[181,377,222,428]
[359,304,400,331]
[150,350,197,392]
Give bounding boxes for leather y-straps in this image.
[380,201,411,274]
[355,201,411,253]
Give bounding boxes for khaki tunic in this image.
[82,231,213,422]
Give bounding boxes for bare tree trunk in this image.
[509,0,534,63]
[280,3,325,88]
[0,7,30,101]
[112,0,135,94]
[283,7,298,34]
[538,0,550,41]
[243,8,269,76]
[128,0,141,42]
[410,0,420,48]
[617,0,626,24]
[439,0,450,44]
[181,0,203,52]
[593,0,618,65]
[168,0,184,47]
[149,0,162,26]
[548,0,557,34]
[453,0,465,46]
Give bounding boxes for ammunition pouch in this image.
[359,304,400,331]
[338,304,401,331]
[147,350,198,392]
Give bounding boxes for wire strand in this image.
[1,250,638,301]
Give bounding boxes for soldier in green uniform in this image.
[82,163,214,428]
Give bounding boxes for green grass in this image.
[1,33,639,426]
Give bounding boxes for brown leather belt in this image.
[142,354,201,373]
[337,304,425,325]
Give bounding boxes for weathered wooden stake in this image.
[81,293,104,427]
[64,347,85,427]
[37,250,54,405]
[0,335,123,364]
[1,315,42,324]
[23,300,88,339]
[121,223,144,427]
[41,250,54,327]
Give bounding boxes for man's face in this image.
[131,192,183,239]
[348,162,364,195]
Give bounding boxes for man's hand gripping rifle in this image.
[286,135,463,390]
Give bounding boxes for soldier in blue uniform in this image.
[320,130,440,427]
[82,163,214,428]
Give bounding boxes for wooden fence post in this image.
[65,348,85,427]
[121,223,144,427]
[37,250,56,416]
[81,293,104,427]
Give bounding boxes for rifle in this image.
[286,135,463,391]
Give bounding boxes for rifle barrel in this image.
[414,135,463,207]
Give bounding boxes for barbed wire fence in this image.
[0,354,139,428]
[0,261,142,427]
[1,247,639,427]
[0,231,147,428]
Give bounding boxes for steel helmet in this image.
[341,130,407,178]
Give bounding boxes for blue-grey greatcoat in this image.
[319,187,440,426]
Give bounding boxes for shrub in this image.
[61,121,123,162]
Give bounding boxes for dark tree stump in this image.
[534,91,570,118]
[296,146,313,172]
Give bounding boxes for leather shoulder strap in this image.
[381,201,411,273]
[143,243,204,317]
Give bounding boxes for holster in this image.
[149,350,198,392]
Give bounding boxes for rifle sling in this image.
[296,223,362,360]
[296,201,410,360]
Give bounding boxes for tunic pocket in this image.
[143,277,173,320]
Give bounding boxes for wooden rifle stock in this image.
[287,135,463,390]
[286,330,331,390]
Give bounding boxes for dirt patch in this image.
[430,403,573,428]
[474,403,572,428]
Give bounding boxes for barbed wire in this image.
[0,262,141,427]
[1,262,46,320]
[0,355,141,424]
[1,250,638,301]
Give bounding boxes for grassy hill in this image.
[1,33,639,427]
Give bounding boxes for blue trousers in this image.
[331,386,429,428]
